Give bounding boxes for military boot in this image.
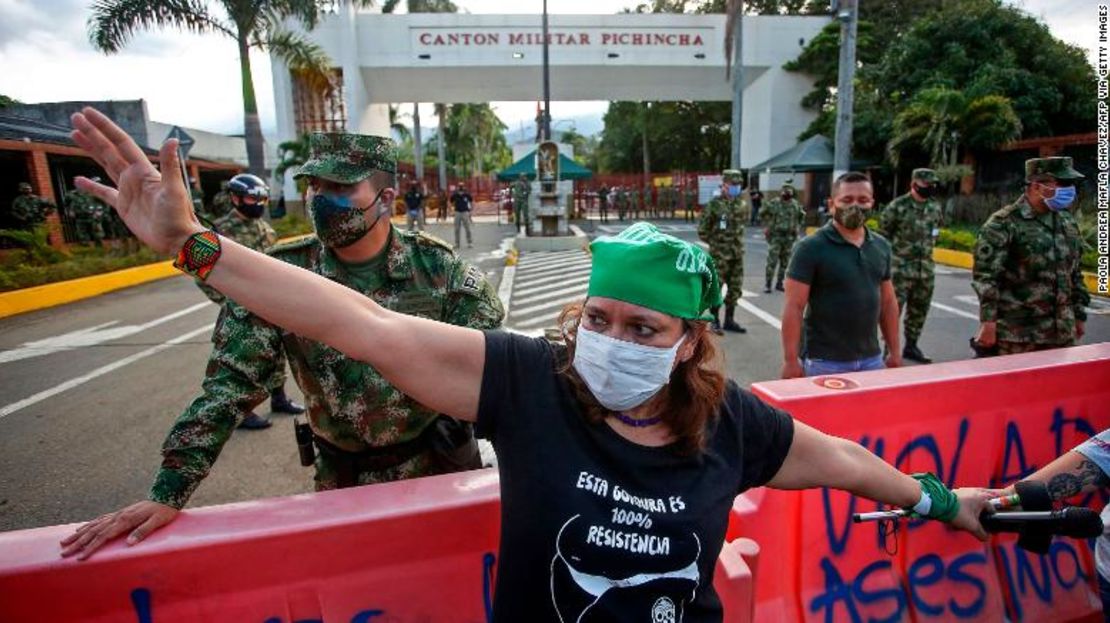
[775,279,785,292]
[764,280,773,294]
[271,387,306,414]
[238,412,272,430]
[709,306,725,336]
[903,340,932,364]
[723,306,747,333]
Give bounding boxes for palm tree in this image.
[888,87,1022,169]
[275,134,311,201]
[388,104,412,143]
[88,0,375,176]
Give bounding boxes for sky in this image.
[0,0,1099,141]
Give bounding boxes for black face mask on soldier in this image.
[913,184,936,199]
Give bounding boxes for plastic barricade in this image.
[728,343,1110,623]
[0,468,759,622]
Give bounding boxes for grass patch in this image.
[271,215,313,239]
[0,234,166,293]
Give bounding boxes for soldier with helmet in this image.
[972,157,1090,355]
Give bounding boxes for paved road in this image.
[0,218,1106,532]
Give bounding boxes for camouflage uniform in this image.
[211,182,232,220]
[698,170,749,331]
[67,188,106,245]
[879,169,943,346]
[761,183,805,290]
[683,186,698,222]
[149,133,504,509]
[615,187,627,220]
[597,186,610,222]
[9,183,54,230]
[511,176,531,232]
[191,184,205,218]
[972,157,1089,355]
[198,211,278,304]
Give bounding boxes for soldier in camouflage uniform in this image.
[597,184,610,223]
[67,180,106,246]
[511,173,531,234]
[189,178,206,218]
[683,184,697,222]
[761,180,805,293]
[878,168,943,363]
[210,181,232,220]
[9,182,55,230]
[73,132,504,553]
[972,157,1089,356]
[698,169,749,334]
[615,186,627,221]
[199,173,305,429]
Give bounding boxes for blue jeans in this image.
[803,354,884,377]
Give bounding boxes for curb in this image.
[0,260,180,319]
[0,234,316,320]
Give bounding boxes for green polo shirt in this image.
[787,223,892,361]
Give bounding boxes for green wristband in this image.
[906,472,960,523]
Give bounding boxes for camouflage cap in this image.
[18,182,32,192]
[294,132,398,184]
[781,178,796,191]
[722,169,743,183]
[1025,157,1085,181]
[911,168,939,183]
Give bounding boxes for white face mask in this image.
[572,325,686,413]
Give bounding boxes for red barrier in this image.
[0,468,758,622]
[730,343,1110,623]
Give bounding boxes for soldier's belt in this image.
[313,429,430,475]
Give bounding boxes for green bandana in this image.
[587,222,722,320]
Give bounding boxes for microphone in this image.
[979,507,1104,539]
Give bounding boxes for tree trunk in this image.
[437,106,448,191]
[238,35,266,176]
[641,104,651,189]
[413,103,424,182]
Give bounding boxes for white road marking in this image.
[737,300,782,330]
[510,270,591,290]
[512,282,590,307]
[0,302,211,364]
[0,323,216,421]
[931,302,980,320]
[497,264,516,314]
[512,259,593,279]
[512,274,590,298]
[953,294,979,307]
[510,292,591,320]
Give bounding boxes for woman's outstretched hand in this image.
[70,107,205,255]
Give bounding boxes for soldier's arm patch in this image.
[459,265,483,295]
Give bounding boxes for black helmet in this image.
[227,174,269,202]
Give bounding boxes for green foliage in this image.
[0,94,22,108]
[275,134,311,198]
[425,103,510,177]
[271,215,314,239]
[0,244,163,293]
[0,226,66,264]
[871,0,1096,138]
[85,1,376,173]
[888,87,1021,169]
[596,101,731,173]
[786,0,1095,170]
[936,228,978,253]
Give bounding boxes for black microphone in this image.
[980,507,1104,539]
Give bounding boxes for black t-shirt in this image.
[451,191,473,212]
[477,331,794,623]
[787,223,892,361]
[403,189,424,211]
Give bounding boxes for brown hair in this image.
[556,301,728,454]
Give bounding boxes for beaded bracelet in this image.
[173,230,222,281]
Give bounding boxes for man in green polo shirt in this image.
[780,171,902,378]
